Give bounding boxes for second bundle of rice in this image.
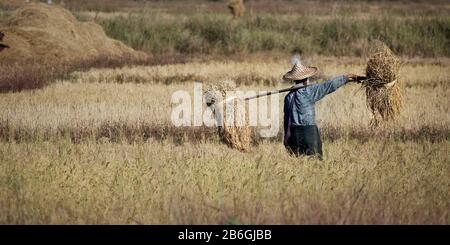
[227,0,245,19]
[204,80,251,152]
[363,41,403,125]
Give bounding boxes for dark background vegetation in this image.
[98,13,449,57]
[1,0,448,57]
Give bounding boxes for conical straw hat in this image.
[283,62,318,81]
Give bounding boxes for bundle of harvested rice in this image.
[363,41,403,125]
[227,0,245,19]
[204,80,251,152]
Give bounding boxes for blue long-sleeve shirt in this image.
[283,75,348,142]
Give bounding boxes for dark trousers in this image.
[285,125,323,159]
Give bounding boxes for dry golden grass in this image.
[1,139,448,224]
[1,59,447,137]
[0,58,448,224]
[69,56,450,86]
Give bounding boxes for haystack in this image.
[204,80,251,152]
[0,3,145,64]
[363,41,402,125]
[227,0,245,19]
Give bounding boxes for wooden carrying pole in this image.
[244,76,368,101]
[244,83,309,101]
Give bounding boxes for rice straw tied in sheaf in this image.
[361,41,403,126]
[204,80,251,152]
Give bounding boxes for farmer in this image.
[282,61,363,159]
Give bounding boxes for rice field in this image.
[0,0,449,225]
[0,59,449,224]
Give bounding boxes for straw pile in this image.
[204,80,251,152]
[227,0,245,19]
[363,41,402,125]
[0,3,145,64]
